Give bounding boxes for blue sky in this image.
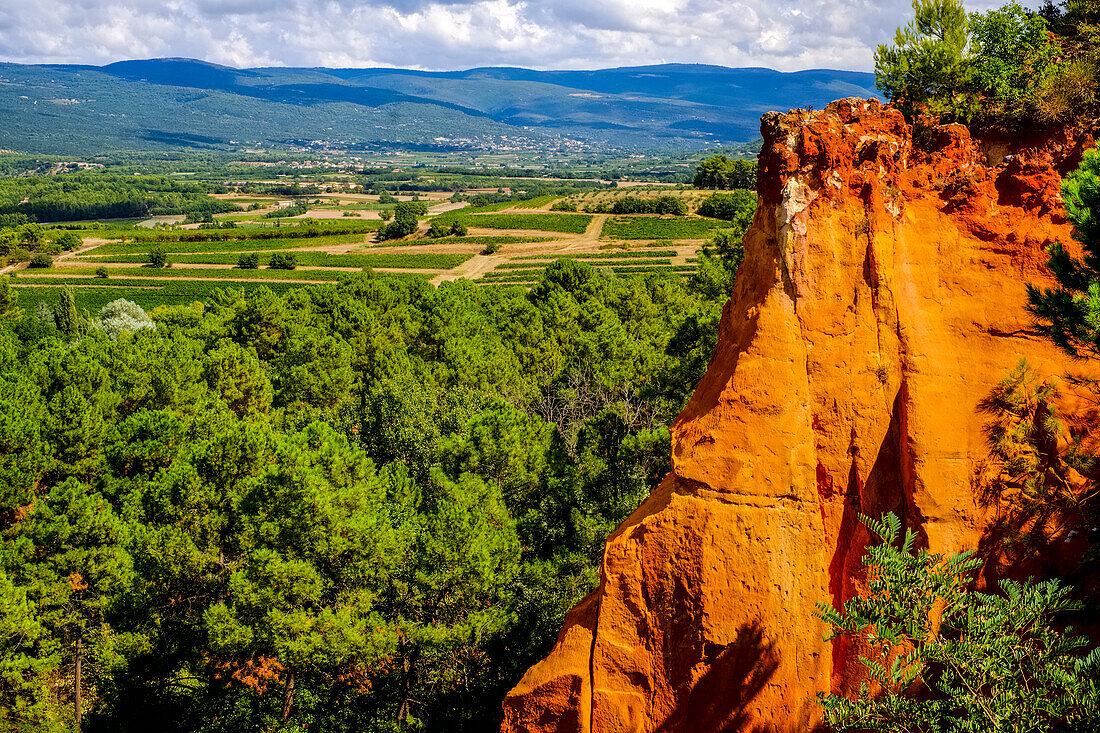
[0,0,1035,72]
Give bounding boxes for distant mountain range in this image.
[0,58,878,155]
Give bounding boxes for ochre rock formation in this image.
[502,98,1097,733]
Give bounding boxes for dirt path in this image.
[432,254,509,285]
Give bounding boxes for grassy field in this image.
[436,213,591,233]
[602,216,726,240]
[12,279,311,313]
[81,234,365,256]
[21,267,351,282]
[78,252,471,269]
[513,250,679,260]
[369,235,554,248]
[494,258,673,269]
[461,194,559,213]
[53,220,379,241]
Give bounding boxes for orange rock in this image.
[502,98,1096,733]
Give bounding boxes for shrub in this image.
[610,196,688,215]
[697,191,756,224]
[378,201,429,241]
[816,512,1100,732]
[7,247,30,263]
[876,0,1083,124]
[427,221,449,238]
[28,253,53,268]
[237,252,260,269]
[449,222,468,236]
[148,246,169,268]
[482,242,502,255]
[55,231,82,251]
[268,252,297,270]
[551,200,578,212]
[875,0,972,121]
[95,267,109,279]
[377,190,396,204]
[93,299,155,339]
[694,156,758,189]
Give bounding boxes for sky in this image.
[0,0,1035,73]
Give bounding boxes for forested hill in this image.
[0,58,877,155]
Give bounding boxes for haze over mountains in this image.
[0,58,878,155]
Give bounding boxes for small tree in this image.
[427,221,449,238]
[0,277,22,321]
[1029,148,1100,357]
[94,267,109,279]
[55,231,82,252]
[93,299,155,339]
[268,252,297,270]
[693,156,757,189]
[449,222,468,236]
[148,246,168,269]
[874,0,973,121]
[28,253,52,269]
[816,513,1100,732]
[52,286,86,338]
[237,252,260,270]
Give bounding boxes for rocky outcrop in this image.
[502,98,1097,733]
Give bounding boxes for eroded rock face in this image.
[502,99,1095,733]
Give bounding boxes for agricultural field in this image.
[601,216,728,240]
[434,212,593,233]
[2,173,744,309]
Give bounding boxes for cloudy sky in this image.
[0,0,1032,72]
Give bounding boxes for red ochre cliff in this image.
[501,98,1097,733]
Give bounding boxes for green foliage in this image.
[51,285,87,338]
[693,228,746,298]
[88,251,471,271]
[449,221,468,237]
[0,254,725,731]
[267,252,297,271]
[94,267,109,279]
[817,513,1100,732]
[550,200,578,212]
[88,233,365,256]
[969,2,1063,120]
[1029,148,1100,356]
[877,0,1095,124]
[610,196,688,215]
[262,202,310,218]
[696,190,755,223]
[55,231,83,252]
[0,278,22,322]
[92,299,155,339]
[0,172,237,222]
[27,253,53,269]
[147,246,168,269]
[875,0,972,120]
[378,201,428,241]
[693,155,757,189]
[438,213,592,234]
[603,216,725,240]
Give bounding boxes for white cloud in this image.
[0,0,1043,71]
